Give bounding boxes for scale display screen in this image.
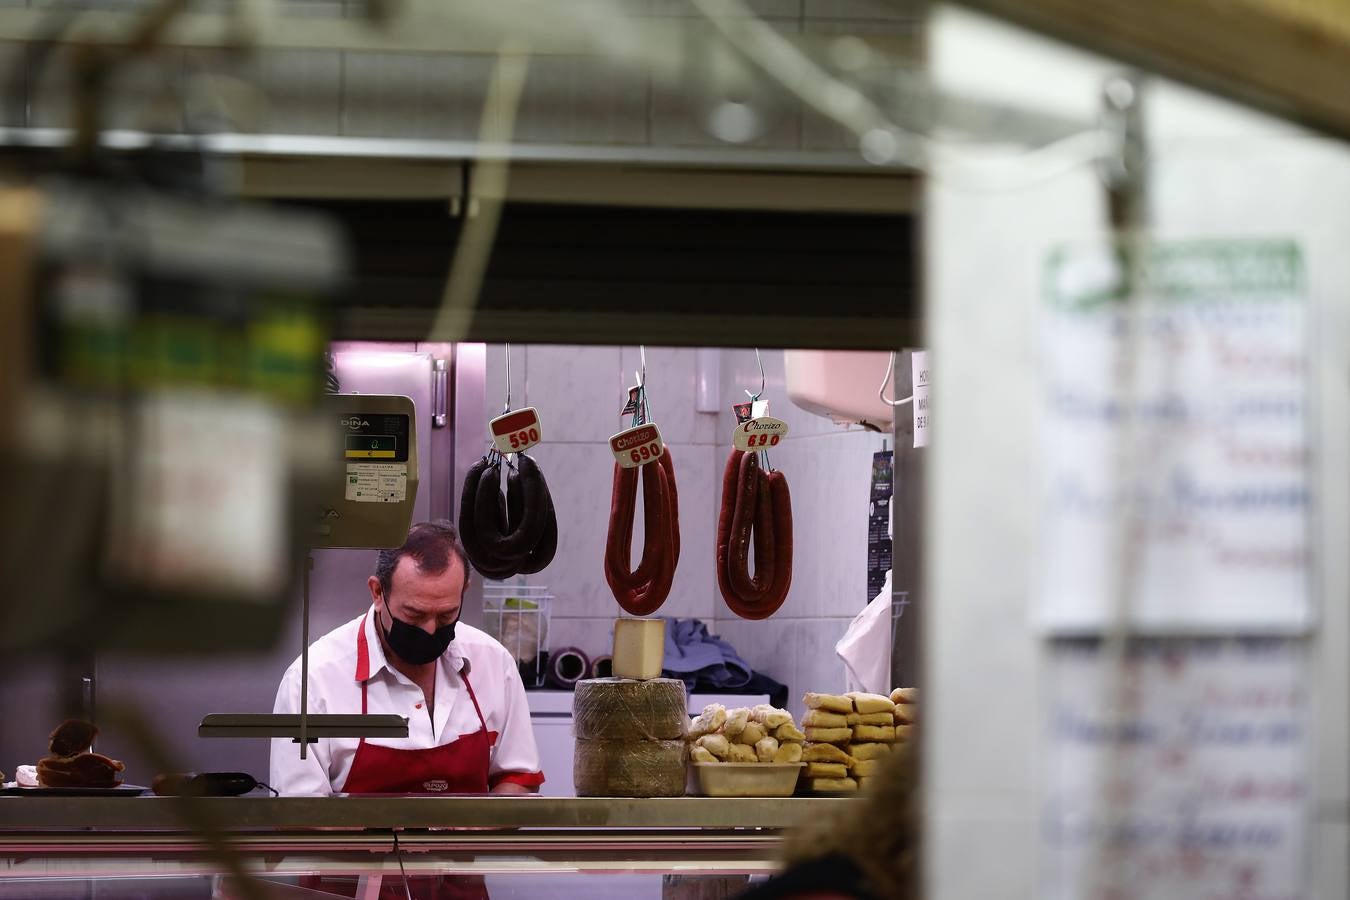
[340,414,410,462]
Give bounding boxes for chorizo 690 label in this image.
[610,423,665,468]
[490,407,543,454]
[733,416,789,451]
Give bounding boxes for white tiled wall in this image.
[477,345,886,720]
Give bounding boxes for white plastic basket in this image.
[481,583,552,688]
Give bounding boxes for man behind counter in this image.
[270,520,544,796]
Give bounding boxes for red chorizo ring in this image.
[734,468,793,620]
[613,455,678,616]
[604,463,662,593]
[605,449,679,616]
[604,459,668,603]
[726,451,764,599]
[726,454,777,600]
[717,449,793,619]
[746,463,778,596]
[714,449,743,606]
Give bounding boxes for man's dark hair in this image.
[375,520,470,599]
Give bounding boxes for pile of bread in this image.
[799,687,916,793]
[686,703,807,764]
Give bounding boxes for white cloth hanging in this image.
[836,570,893,694]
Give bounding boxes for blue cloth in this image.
[661,617,753,690]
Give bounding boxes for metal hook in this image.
[503,343,512,414]
[635,345,647,389]
[745,348,766,402]
[880,351,914,407]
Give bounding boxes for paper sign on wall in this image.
[1037,240,1311,633]
[1043,638,1308,900]
[911,350,930,448]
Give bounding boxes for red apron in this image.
[310,614,494,900]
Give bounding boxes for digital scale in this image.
[314,394,420,550]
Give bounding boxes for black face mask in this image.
[380,607,457,665]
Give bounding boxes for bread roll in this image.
[804,726,853,744]
[775,723,806,742]
[689,704,727,738]
[809,777,857,793]
[895,724,914,743]
[695,734,731,759]
[852,758,883,777]
[803,693,853,714]
[734,722,768,746]
[890,687,918,705]
[802,743,855,765]
[690,746,718,764]
[846,692,896,715]
[722,708,751,739]
[849,743,892,761]
[726,743,757,763]
[853,724,896,743]
[893,705,916,725]
[804,762,848,779]
[754,736,780,762]
[846,712,895,727]
[751,705,793,729]
[773,742,803,764]
[802,709,850,728]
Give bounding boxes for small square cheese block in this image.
[612,618,666,679]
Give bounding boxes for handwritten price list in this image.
[1043,638,1307,900]
[1038,240,1311,633]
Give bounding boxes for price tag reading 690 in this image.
[610,423,665,468]
[490,407,543,455]
[733,416,789,452]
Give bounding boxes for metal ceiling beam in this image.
[947,0,1350,142]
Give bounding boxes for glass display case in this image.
[0,796,844,899]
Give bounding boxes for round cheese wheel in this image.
[572,677,687,741]
[573,738,687,797]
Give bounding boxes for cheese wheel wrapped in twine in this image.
[572,738,687,797]
[572,677,687,741]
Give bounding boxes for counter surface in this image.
[0,795,847,831]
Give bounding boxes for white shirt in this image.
[269,607,543,796]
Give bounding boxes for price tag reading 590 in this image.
[610,423,665,468]
[490,407,544,455]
